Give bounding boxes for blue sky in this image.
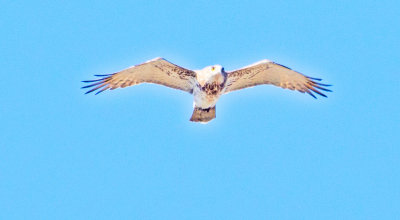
[1,0,399,219]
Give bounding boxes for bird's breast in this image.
[193,71,227,108]
[193,82,225,108]
[202,82,223,96]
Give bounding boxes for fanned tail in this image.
[190,106,216,123]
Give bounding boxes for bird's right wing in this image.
[82,57,197,94]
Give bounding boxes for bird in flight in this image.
[82,57,331,123]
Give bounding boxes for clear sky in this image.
[1,0,399,219]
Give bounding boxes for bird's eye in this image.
[211,66,215,71]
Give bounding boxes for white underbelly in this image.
[193,87,220,108]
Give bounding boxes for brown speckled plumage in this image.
[190,106,216,123]
[225,61,331,98]
[82,58,196,95]
[82,57,332,123]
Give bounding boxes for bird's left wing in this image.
[82,57,197,94]
[224,60,331,98]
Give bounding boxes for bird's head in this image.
[206,65,225,74]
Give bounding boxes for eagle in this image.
[82,57,331,123]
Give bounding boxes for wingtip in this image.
[94,73,114,77]
[307,76,322,81]
[82,78,106,83]
[315,82,332,87]
[307,91,317,99]
[313,84,332,92]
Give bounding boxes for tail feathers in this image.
[190,106,216,123]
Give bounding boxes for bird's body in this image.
[193,65,226,108]
[190,65,226,122]
[82,57,331,123]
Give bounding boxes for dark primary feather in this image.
[81,74,114,95]
[304,76,332,99]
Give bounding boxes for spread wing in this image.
[224,60,332,98]
[82,57,197,94]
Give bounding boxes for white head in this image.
[204,65,224,74]
[195,64,226,87]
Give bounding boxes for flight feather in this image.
[82,58,197,94]
[224,60,331,98]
